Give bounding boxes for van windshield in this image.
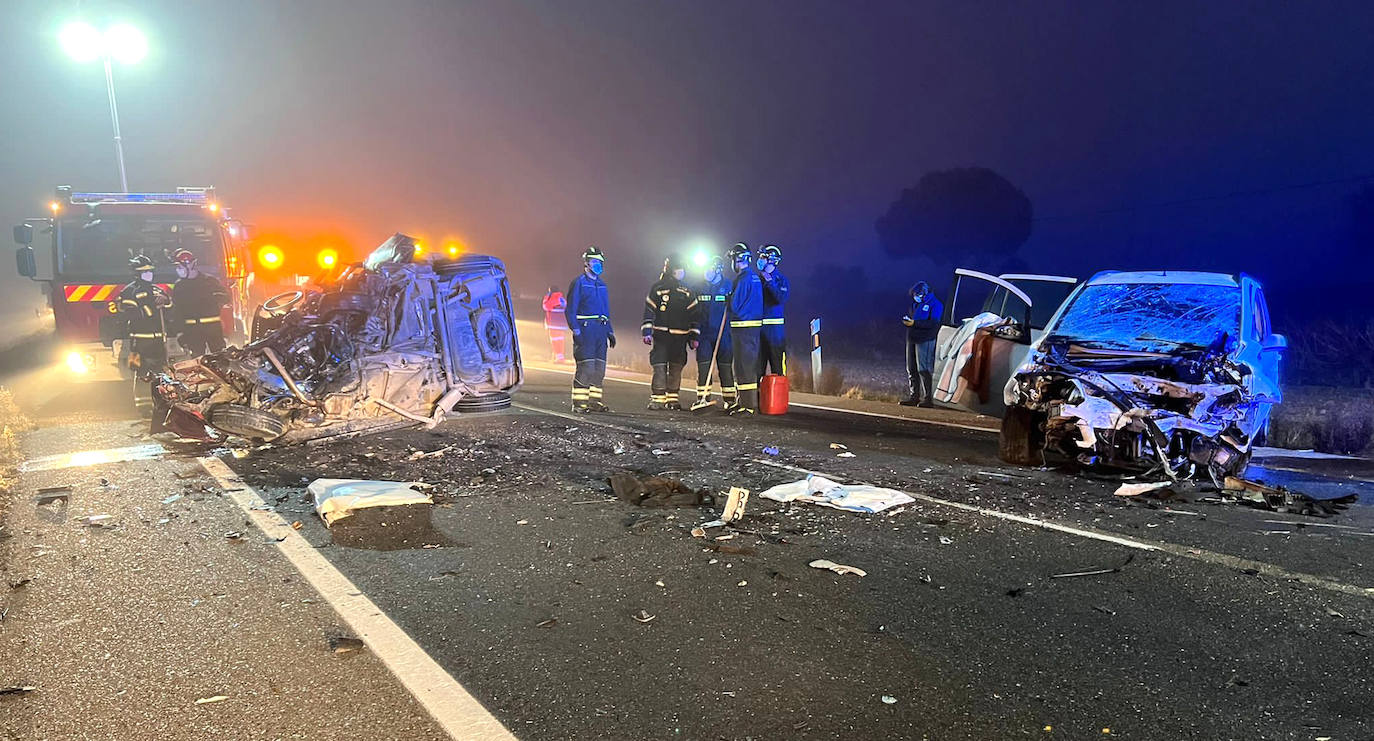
[59,214,222,277]
[1050,282,1240,350]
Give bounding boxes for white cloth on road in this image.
[309,478,433,526]
[760,475,914,513]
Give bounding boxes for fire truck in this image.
[12,186,254,375]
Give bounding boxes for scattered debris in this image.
[161,493,184,505]
[762,446,780,456]
[632,609,656,623]
[1050,554,1135,579]
[1093,605,1117,616]
[609,471,712,507]
[194,695,229,705]
[691,527,706,538]
[536,618,558,628]
[224,531,244,542]
[836,451,857,458]
[809,559,867,577]
[517,520,529,526]
[291,520,304,530]
[328,635,366,654]
[1113,481,1174,498]
[34,486,72,505]
[721,487,750,522]
[762,475,913,514]
[881,695,897,705]
[737,580,748,587]
[406,446,453,461]
[309,478,434,526]
[0,686,36,697]
[9,578,32,590]
[1221,476,1356,516]
[78,514,113,528]
[829,443,848,450]
[651,449,672,456]
[939,536,954,545]
[1005,587,1026,598]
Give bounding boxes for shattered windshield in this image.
[1050,282,1240,349]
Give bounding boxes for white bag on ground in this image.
[760,475,914,513]
[309,478,433,526]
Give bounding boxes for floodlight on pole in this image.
[58,21,147,193]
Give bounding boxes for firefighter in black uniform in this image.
[118,255,172,414]
[641,254,700,410]
[171,249,229,356]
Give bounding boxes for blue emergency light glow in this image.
[69,192,208,204]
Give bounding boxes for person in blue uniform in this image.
[900,280,944,407]
[758,244,789,376]
[693,254,735,407]
[566,246,615,412]
[726,243,764,416]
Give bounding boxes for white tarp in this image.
[309,478,433,526]
[760,475,915,513]
[934,312,1005,403]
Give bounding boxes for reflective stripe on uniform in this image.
[736,382,758,391]
[130,332,164,339]
[575,314,608,320]
[762,318,784,325]
[187,316,221,324]
[730,320,763,328]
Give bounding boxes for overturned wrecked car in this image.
[998,271,1285,482]
[152,233,522,442]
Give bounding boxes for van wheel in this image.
[453,392,512,413]
[209,404,286,441]
[999,406,1044,466]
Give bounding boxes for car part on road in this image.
[152,234,523,443]
[809,559,868,577]
[309,478,434,526]
[609,471,713,507]
[721,487,750,521]
[760,475,914,513]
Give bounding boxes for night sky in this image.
[3,0,1373,330]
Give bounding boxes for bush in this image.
[1285,318,1374,388]
[815,366,846,396]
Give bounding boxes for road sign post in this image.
[810,317,822,385]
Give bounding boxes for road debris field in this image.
[196,369,1373,739]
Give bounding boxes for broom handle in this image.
[702,303,729,391]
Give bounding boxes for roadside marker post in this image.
[810,317,822,384]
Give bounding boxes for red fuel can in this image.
[760,374,789,415]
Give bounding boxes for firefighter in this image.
[171,249,229,357]
[758,244,789,376]
[694,254,736,407]
[542,286,568,362]
[726,242,764,415]
[566,246,615,412]
[641,254,699,410]
[117,255,172,415]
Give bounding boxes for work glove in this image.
[608,333,617,349]
[642,334,653,346]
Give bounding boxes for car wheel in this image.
[208,404,286,441]
[472,308,514,362]
[453,392,512,413]
[999,405,1044,466]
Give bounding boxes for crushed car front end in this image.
[152,233,522,443]
[1001,272,1282,483]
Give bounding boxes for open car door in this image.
[932,270,1077,416]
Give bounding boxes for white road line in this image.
[524,363,999,433]
[504,400,1374,601]
[744,457,1374,601]
[197,457,517,741]
[511,402,639,433]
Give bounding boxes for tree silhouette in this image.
[875,167,1033,267]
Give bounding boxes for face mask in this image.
[672,268,686,281]
[175,266,188,278]
[756,257,768,271]
[706,268,720,282]
[588,260,604,276]
[140,271,154,282]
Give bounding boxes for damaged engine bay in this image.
[1003,276,1281,485]
[152,233,522,443]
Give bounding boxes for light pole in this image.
[59,22,147,193]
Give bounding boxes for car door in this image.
[932,269,1076,416]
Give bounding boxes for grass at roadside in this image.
[0,386,33,496]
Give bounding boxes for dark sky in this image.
[4,0,1373,327]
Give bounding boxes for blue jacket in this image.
[729,267,764,325]
[695,275,731,339]
[566,272,610,333]
[905,292,944,342]
[762,269,789,322]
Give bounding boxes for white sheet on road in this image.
[760,475,914,513]
[309,478,433,526]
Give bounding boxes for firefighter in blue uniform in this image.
[117,255,172,415]
[566,246,615,412]
[726,243,764,415]
[758,244,789,376]
[641,254,699,410]
[694,254,736,407]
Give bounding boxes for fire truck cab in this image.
[13,186,254,374]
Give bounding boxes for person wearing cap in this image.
[900,280,944,407]
[566,246,615,412]
[171,249,229,357]
[117,255,173,415]
[693,254,736,407]
[758,244,789,376]
[726,243,764,415]
[542,286,568,362]
[641,254,699,410]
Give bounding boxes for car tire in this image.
[472,308,513,362]
[453,392,512,413]
[999,405,1044,466]
[208,404,286,441]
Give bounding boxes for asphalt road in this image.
[3,363,1373,740]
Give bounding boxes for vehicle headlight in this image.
[65,350,95,374]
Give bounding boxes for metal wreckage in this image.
[997,273,1287,487]
[151,234,522,443]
